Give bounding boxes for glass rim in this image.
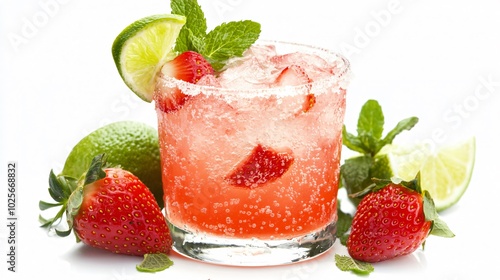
[155,40,351,98]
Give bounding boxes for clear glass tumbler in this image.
[154,41,350,266]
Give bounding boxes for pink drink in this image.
[154,42,350,265]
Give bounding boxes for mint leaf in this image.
[357,99,384,155]
[170,0,261,70]
[335,254,374,275]
[171,0,207,53]
[136,253,174,273]
[340,155,372,204]
[202,20,261,71]
[342,126,366,154]
[344,99,418,156]
[189,31,206,54]
[377,116,419,151]
[336,203,353,246]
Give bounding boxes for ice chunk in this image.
[196,74,221,87]
[271,52,335,82]
[273,65,311,87]
[217,45,279,89]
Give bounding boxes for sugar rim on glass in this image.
[155,40,351,99]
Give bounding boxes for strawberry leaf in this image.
[38,201,62,211]
[423,190,438,221]
[423,189,455,238]
[66,187,83,231]
[55,228,73,237]
[38,215,54,227]
[430,218,455,238]
[83,153,107,185]
[48,170,69,202]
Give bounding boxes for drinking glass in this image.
[154,41,350,266]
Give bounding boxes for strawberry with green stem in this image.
[346,175,454,263]
[39,154,172,256]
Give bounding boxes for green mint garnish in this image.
[335,254,374,275]
[341,100,418,206]
[171,0,261,71]
[202,21,261,70]
[136,253,174,273]
[336,201,353,245]
[171,0,207,52]
[343,99,419,156]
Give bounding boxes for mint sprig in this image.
[343,100,418,156]
[341,100,418,206]
[171,0,261,71]
[335,201,353,245]
[171,0,207,52]
[136,253,174,273]
[335,254,374,275]
[202,21,261,70]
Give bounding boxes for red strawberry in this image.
[275,65,316,113]
[155,51,214,112]
[346,177,454,263]
[302,93,316,113]
[225,144,294,189]
[39,154,172,256]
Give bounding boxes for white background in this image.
[1,0,500,279]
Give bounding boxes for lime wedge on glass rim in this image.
[112,14,186,102]
[376,137,476,212]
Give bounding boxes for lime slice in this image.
[112,14,186,102]
[378,137,476,211]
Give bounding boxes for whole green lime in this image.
[61,121,164,208]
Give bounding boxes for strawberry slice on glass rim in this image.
[154,51,214,113]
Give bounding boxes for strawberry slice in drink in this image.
[225,144,295,189]
[274,65,316,114]
[155,51,214,112]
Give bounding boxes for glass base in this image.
[168,221,337,266]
